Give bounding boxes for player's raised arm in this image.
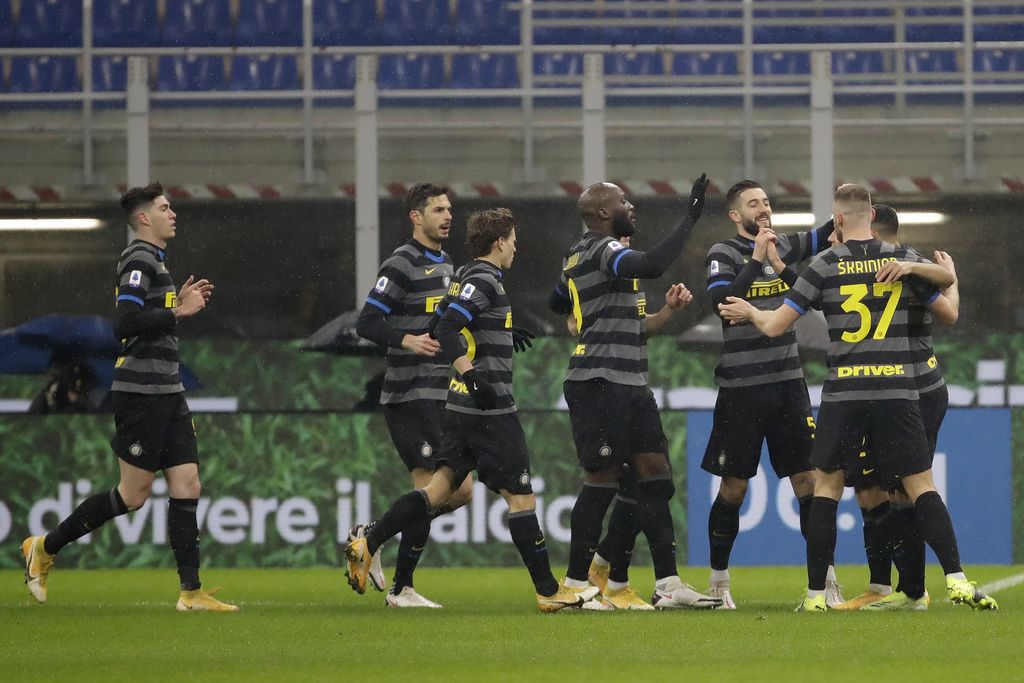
[645,283,693,336]
[718,296,801,338]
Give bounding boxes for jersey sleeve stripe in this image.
[366,297,392,314]
[117,294,146,306]
[707,280,731,290]
[783,298,806,315]
[448,302,474,322]
[925,291,940,305]
[611,248,634,276]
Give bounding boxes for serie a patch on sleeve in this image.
[710,260,720,275]
[374,275,388,293]
[129,269,143,286]
[459,283,476,300]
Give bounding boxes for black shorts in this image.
[109,391,199,473]
[813,399,931,491]
[701,379,814,480]
[846,385,949,490]
[563,379,668,472]
[383,400,445,472]
[435,410,533,495]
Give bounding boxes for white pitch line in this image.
[977,571,1024,595]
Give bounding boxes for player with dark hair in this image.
[351,182,472,608]
[550,175,721,610]
[347,208,600,612]
[720,183,995,612]
[21,182,236,611]
[834,204,960,611]
[701,179,839,609]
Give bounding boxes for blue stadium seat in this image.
[974,48,1024,73]
[533,6,600,45]
[229,55,300,90]
[673,25,743,45]
[831,50,885,76]
[313,0,379,46]
[377,54,446,89]
[451,53,518,89]
[93,56,128,91]
[0,0,15,47]
[604,52,663,78]
[905,24,962,43]
[906,50,959,74]
[236,0,303,46]
[313,55,357,90]
[8,56,80,92]
[533,52,583,85]
[162,0,233,46]
[15,0,82,46]
[819,25,894,44]
[753,25,819,45]
[753,51,811,76]
[380,0,451,45]
[672,51,739,77]
[93,0,160,47]
[454,0,518,45]
[598,0,671,45]
[158,55,226,91]
[974,6,1024,42]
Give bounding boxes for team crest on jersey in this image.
[762,264,776,276]
[443,274,451,288]
[718,453,726,467]
[129,442,143,457]
[519,472,531,486]
[608,240,626,252]
[374,276,388,293]
[459,283,476,300]
[709,260,720,276]
[420,443,433,457]
[599,445,612,458]
[128,269,143,286]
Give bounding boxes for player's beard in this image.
[740,215,771,239]
[612,213,636,238]
[424,223,449,244]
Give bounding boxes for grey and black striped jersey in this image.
[784,239,941,402]
[705,229,825,388]
[442,260,516,415]
[111,240,183,394]
[903,246,945,394]
[364,238,454,404]
[559,231,648,387]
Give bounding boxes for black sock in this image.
[44,488,129,555]
[392,515,431,592]
[168,498,201,591]
[603,496,639,583]
[893,504,927,599]
[708,494,741,571]
[798,494,813,539]
[914,490,962,576]
[638,494,677,581]
[862,502,893,588]
[508,510,559,597]
[566,483,617,581]
[806,497,839,591]
[365,489,430,556]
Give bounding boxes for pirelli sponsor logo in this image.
[836,256,895,275]
[837,363,906,378]
[425,295,444,312]
[164,291,178,308]
[745,278,790,299]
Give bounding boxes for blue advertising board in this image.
[686,408,1012,565]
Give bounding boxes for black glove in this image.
[686,173,710,221]
[511,326,536,353]
[461,368,497,410]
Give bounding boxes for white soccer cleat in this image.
[652,583,723,610]
[348,523,386,592]
[825,578,846,609]
[385,586,443,609]
[708,581,736,610]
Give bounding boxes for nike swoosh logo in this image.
[862,468,875,475]
[535,539,546,546]
[425,268,437,274]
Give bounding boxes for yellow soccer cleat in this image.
[176,586,239,612]
[860,590,930,611]
[833,590,889,611]
[587,560,610,594]
[795,591,828,613]
[22,536,54,604]
[345,536,371,595]
[947,577,998,611]
[603,585,655,611]
[537,584,600,613]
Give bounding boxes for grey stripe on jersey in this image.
[366,240,454,404]
[784,239,940,402]
[560,232,648,387]
[706,231,812,388]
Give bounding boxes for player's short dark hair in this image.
[120,182,164,230]
[466,208,516,258]
[725,180,765,210]
[404,182,451,215]
[872,203,899,238]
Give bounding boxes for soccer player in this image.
[701,180,839,609]
[719,183,996,612]
[347,208,600,612]
[352,182,473,608]
[834,204,959,611]
[550,175,722,610]
[21,182,237,612]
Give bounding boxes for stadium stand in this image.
[93,56,128,92]
[450,53,519,89]
[92,0,161,47]
[0,0,15,47]
[313,55,357,90]
[454,0,518,45]
[162,0,233,47]
[533,52,584,87]
[604,52,664,80]
[380,0,452,45]
[158,55,226,91]
[377,53,446,90]
[236,0,303,47]
[229,55,300,91]
[14,0,82,47]
[313,0,380,46]
[8,56,80,92]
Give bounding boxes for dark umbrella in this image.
[677,309,830,352]
[0,313,201,389]
[301,310,385,356]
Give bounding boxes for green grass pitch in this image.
[2,565,1023,682]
